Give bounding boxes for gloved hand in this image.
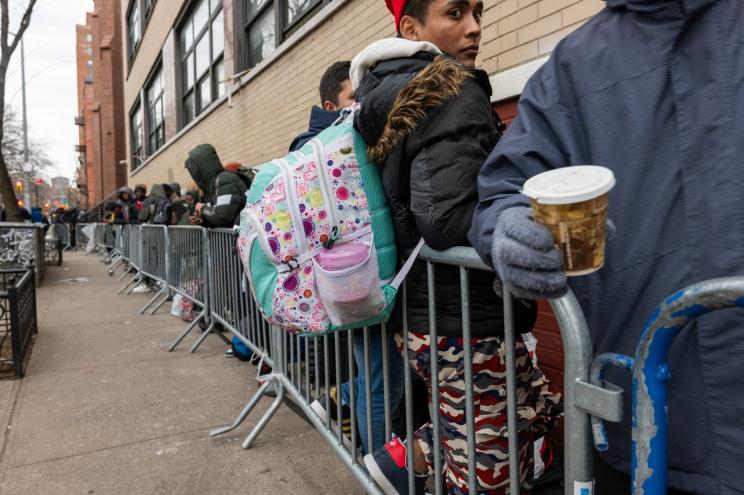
[490,207,568,300]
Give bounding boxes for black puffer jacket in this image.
[354,51,536,337]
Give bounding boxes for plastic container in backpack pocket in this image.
[314,237,386,326]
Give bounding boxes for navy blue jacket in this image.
[468,1,744,493]
[288,106,341,152]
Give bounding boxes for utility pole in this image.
[20,38,31,209]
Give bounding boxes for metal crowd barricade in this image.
[587,277,744,495]
[54,224,71,250]
[210,243,601,495]
[166,226,229,351]
[137,225,170,315]
[196,228,272,357]
[118,225,144,294]
[75,223,90,250]
[106,225,126,275]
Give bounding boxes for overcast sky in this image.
[5,0,94,182]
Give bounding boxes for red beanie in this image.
[385,0,407,31]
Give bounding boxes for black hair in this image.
[399,0,433,33]
[319,61,351,106]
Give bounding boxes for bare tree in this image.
[0,0,37,222]
[3,107,52,177]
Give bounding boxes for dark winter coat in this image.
[138,184,167,224]
[468,0,744,492]
[185,144,247,228]
[355,52,536,337]
[289,106,342,152]
[114,187,138,224]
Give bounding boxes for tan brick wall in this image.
[125,0,605,188]
[481,0,604,73]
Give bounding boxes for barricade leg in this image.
[242,383,285,449]
[140,286,167,315]
[168,308,209,352]
[188,320,230,353]
[107,254,124,275]
[118,264,134,282]
[119,273,142,295]
[149,288,172,315]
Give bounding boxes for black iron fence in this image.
[0,269,38,378]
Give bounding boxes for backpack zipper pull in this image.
[323,226,339,249]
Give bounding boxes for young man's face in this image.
[402,0,483,67]
[135,190,146,201]
[324,79,354,112]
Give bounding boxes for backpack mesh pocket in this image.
[313,237,385,326]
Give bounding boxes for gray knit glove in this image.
[491,207,568,300]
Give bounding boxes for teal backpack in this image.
[236,111,422,335]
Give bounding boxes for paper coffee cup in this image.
[522,166,615,276]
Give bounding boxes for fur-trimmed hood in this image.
[352,40,490,165]
[366,56,473,164]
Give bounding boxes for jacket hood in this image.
[351,38,441,91]
[117,187,134,201]
[605,0,715,16]
[307,106,342,133]
[168,182,182,197]
[149,183,166,198]
[185,144,223,192]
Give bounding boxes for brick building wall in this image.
[75,24,95,208]
[75,0,128,208]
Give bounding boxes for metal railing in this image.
[98,222,740,494]
[588,277,744,495]
[101,223,584,494]
[0,268,38,378]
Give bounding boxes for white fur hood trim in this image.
[350,38,442,91]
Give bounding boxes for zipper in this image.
[310,139,340,232]
[242,229,264,313]
[241,208,276,265]
[276,158,307,258]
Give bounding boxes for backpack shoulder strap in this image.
[389,237,425,290]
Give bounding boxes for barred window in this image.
[235,0,326,71]
[179,0,225,127]
[146,67,165,154]
[130,102,144,171]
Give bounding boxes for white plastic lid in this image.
[521,166,615,205]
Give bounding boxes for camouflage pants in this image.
[396,331,562,495]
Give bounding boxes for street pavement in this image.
[0,251,362,494]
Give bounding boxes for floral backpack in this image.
[236,111,422,335]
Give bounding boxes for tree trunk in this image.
[0,151,20,221]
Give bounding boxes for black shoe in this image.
[310,387,353,438]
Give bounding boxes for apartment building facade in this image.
[75,0,129,209]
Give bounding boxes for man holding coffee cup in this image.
[468,0,744,494]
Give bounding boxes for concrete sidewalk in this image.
[0,252,362,494]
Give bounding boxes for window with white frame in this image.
[127,1,141,59]
[127,0,157,63]
[179,0,225,127]
[146,67,165,154]
[130,102,144,170]
[235,0,325,71]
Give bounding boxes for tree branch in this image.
[7,0,38,56]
